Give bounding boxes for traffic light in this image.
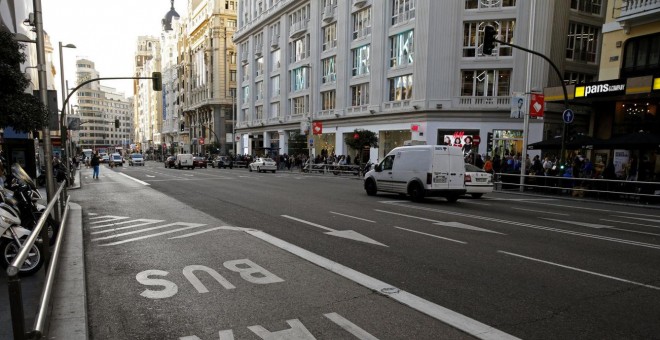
[115,119,120,129]
[483,26,497,55]
[152,72,162,91]
[486,132,493,153]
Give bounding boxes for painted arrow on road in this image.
[281,215,387,247]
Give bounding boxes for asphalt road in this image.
[71,161,660,339]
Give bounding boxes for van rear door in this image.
[447,148,466,190]
[430,146,450,190]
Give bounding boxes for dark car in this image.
[193,156,208,168]
[211,156,233,169]
[164,156,176,168]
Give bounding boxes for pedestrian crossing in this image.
[87,213,245,246]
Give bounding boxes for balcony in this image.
[254,43,263,57]
[619,0,660,17]
[353,0,367,8]
[270,34,280,48]
[322,5,336,23]
[289,20,308,39]
[241,51,248,64]
[455,96,510,109]
[345,105,369,115]
[616,0,660,31]
[383,100,411,110]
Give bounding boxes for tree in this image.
[344,129,378,164]
[0,30,49,132]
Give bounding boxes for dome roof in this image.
[162,0,180,32]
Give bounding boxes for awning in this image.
[600,132,660,149]
[527,134,605,150]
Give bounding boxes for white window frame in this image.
[321,56,337,84]
[321,90,336,110]
[392,0,415,26]
[390,30,414,67]
[271,76,280,97]
[352,45,370,76]
[291,67,308,92]
[352,8,372,40]
[388,74,413,101]
[322,24,337,51]
[350,83,370,106]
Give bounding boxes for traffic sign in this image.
[562,109,574,124]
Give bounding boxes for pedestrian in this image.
[91,151,101,179]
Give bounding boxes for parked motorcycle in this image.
[0,202,44,275]
[3,164,59,245]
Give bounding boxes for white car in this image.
[464,163,493,198]
[129,153,144,166]
[249,157,277,173]
[110,153,123,166]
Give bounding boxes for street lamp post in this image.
[59,41,76,189]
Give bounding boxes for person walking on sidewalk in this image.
[91,152,100,179]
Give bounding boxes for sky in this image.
[42,0,187,97]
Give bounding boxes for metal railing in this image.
[6,181,69,340]
[494,172,660,204]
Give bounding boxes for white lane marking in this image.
[543,218,660,236]
[89,216,130,223]
[324,313,379,340]
[382,202,660,250]
[168,226,252,239]
[99,225,206,246]
[246,230,519,340]
[91,220,166,234]
[540,218,613,229]
[524,201,660,217]
[92,222,206,241]
[460,200,491,206]
[281,215,387,246]
[118,172,150,185]
[486,198,558,201]
[375,209,503,234]
[511,207,569,216]
[330,211,376,223]
[600,219,660,229]
[611,215,660,223]
[394,227,467,244]
[89,218,163,229]
[146,175,155,178]
[499,251,660,291]
[282,215,333,231]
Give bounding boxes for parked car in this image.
[129,153,144,166]
[193,156,207,168]
[164,156,176,168]
[248,157,277,173]
[464,163,493,198]
[212,156,233,169]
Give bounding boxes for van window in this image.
[381,155,395,171]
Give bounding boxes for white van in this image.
[175,154,194,169]
[363,145,466,202]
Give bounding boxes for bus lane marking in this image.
[246,229,520,340]
[394,227,467,244]
[498,251,660,291]
[330,211,376,223]
[375,209,503,234]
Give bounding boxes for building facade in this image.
[233,0,607,163]
[133,36,163,154]
[179,0,238,156]
[74,58,132,153]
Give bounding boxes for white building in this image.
[133,36,162,153]
[233,0,606,163]
[74,58,132,153]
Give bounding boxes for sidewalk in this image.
[0,170,87,339]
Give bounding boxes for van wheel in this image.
[249,167,253,172]
[471,193,483,199]
[446,194,459,203]
[408,183,425,202]
[365,179,377,196]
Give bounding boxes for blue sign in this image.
[562,109,574,124]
